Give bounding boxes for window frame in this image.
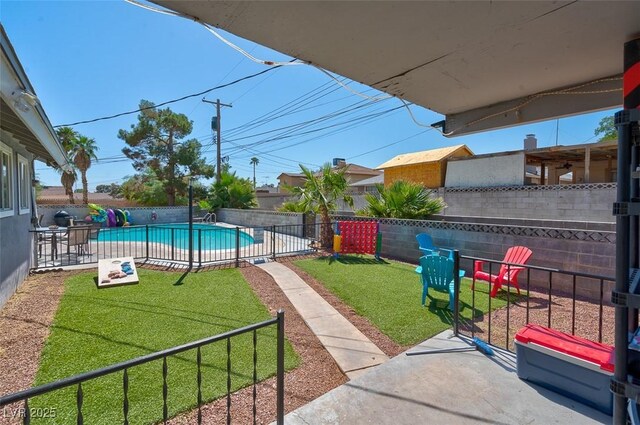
[0,141,14,218]
[17,154,31,214]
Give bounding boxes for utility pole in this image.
[202,98,232,184]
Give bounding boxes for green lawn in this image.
[294,255,511,346]
[30,269,298,424]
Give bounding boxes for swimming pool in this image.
[97,223,254,250]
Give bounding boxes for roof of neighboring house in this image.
[376,145,473,169]
[350,174,384,186]
[277,173,306,180]
[0,25,69,169]
[37,186,131,205]
[336,163,383,176]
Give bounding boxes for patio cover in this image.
[152,1,640,136]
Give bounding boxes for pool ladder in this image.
[202,212,216,224]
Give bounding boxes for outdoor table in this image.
[30,227,67,262]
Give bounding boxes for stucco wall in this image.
[436,183,615,223]
[0,138,35,308]
[446,153,525,187]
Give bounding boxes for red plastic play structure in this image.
[333,221,381,260]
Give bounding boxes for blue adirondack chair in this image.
[416,233,436,254]
[416,254,465,310]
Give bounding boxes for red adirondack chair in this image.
[472,246,533,297]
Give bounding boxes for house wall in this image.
[384,162,443,188]
[332,215,615,301]
[278,175,305,191]
[0,136,35,308]
[445,153,526,187]
[436,183,615,223]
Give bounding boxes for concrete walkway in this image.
[257,261,388,379]
[284,331,610,425]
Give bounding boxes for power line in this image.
[54,65,284,128]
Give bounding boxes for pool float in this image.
[106,209,117,227]
[124,210,133,225]
[88,203,107,223]
[114,209,126,227]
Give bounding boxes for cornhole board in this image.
[97,257,139,288]
[515,324,614,415]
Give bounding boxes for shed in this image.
[376,145,473,188]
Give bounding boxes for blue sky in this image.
[3,1,617,190]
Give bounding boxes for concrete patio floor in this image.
[283,330,610,425]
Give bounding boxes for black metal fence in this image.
[0,311,286,425]
[450,251,615,352]
[31,222,329,269]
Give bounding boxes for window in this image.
[17,154,30,214]
[0,142,13,217]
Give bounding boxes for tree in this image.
[250,157,259,188]
[208,171,257,209]
[60,169,77,204]
[594,115,617,141]
[118,100,214,206]
[357,180,446,219]
[96,183,123,198]
[71,135,99,204]
[281,164,353,247]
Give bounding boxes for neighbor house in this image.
[0,25,70,307]
[376,144,473,188]
[278,159,382,192]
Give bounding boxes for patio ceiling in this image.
[153,1,640,136]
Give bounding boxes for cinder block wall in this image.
[333,215,615,301]
[438,183,615,223]
[216,209,303,227]
[37,205,192,226]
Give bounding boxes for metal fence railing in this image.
[448,250,615,352]
[0,311,286,425]
[31,222,331,269]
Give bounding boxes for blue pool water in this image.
[97,223,254,250]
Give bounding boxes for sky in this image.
[2,1,618,191]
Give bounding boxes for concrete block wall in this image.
[333,215,615,301]
[437,183,616,223]
[216,209,303,227]
[37,205,192,226]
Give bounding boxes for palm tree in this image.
[287,164,353,247]
[71,136,99,204]
[358,180,446,219]
[60,168,77,204]
[55,127,79,203]
[250,157,259,188]
[55,126,77,152]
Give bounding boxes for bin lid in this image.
[515,324,614,372]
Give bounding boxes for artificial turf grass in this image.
[294,255,516,346]
[30,268,298,425]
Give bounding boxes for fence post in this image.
[276,309,285,425]
[145,225,149,261]
[271,225,277,261]
[453,249,460,337]
[235,227,240,268]
[198,229,202,268]
[171,228,175,261]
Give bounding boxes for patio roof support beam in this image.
[584,147,591,183]
[540,163,546,185]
